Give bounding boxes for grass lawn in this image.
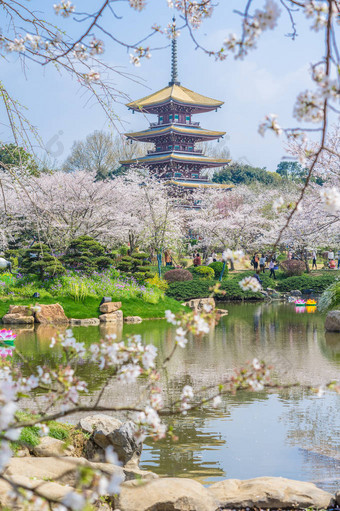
[0,295,188,320]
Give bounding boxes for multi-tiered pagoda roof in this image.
[121,22,232,189]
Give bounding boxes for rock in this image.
[93,419,142,466]
[335,490,340,505]
[8,305,33,316]
[123,465,158,481]
[183,297,215,312]
[290,289,302,297]
[79,414,122,436]
[16,446,30,457]
[99,310,123,323]
[4,456,124,487]
[70,318,100,326]
[115,477,219,511]
[124,316,143,324]
[215,309,228,317]
[32,436,74,457]
[79,415,142,467]
[2,313,34,325]
[208,476,334,509]
[0,475,73,508]
[99,301,122,313]
[325,310,340,332]
[35,303,69,325]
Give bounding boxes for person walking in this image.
[254,254,259,273]
[259,254,266,273]
[269,259,276,279]
[338,249,340,269]
[312,250,317,270]
[196,253,202,266]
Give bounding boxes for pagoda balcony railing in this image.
[147,149,204,155]
[149,121,200,128]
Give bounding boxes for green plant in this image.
[164,269,193,283]
[117,252,153,282]
[166,279,264,301]
[194,265,215,279]
[62,236,113,274]
[276,274,337,293]
[208,261,228,279]
[280,259,306,276]
[20,243,65,280]
[146,274,169,291]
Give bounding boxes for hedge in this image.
[166,279,264,301]
[276,273,337,293]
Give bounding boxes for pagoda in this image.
[121,21,232,190]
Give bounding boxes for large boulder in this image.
[2,313,34,325]
[183,297,215,312]
[35,303,69,325]
[8,305,33,316]
[79,414,122,436]
[325,310,340,332]
[115,477,219,511]
[79,415,142,467]
[32,436,74,457]
[289,290,302,297]
[0,475,73,508]
[208,476,334,509]
[99,310,123,323]
[4,456,124,487]
[99,301,122,313]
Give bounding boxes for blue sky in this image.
[1,0,325,171]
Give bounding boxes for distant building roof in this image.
[126,84,224,114]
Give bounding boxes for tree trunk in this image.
[157,252,162,278]
[229,258,234,271]
[304,250,310,273]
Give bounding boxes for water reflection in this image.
[9,302,340,491]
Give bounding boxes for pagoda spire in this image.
[169,17,180,86]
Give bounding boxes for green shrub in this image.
[20,243,65,280]
[280,259,306,276]
[164,269,193,283]
[231,271,274,290]
[62,236,113,274]
[208,261,228,279]
[276,274,337,293]
[194,266,215,279]
[119,245,129,256]
[166,279,263,301]
[117,252,153,282]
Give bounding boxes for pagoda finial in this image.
[169,17,180,86]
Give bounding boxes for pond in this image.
[10,301,340,492]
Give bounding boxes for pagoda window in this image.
[169,114,173,122]
[188,146,193,151]
[174,145,180,151]
[159,116,163,124]
[156,146,162,152]
[185,115,190,124]
[165,172,172,178]
[192,173,199,179]
[168,145,173,151]
[174,172,182,178]
[174,114,179,122]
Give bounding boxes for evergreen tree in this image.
[117,252,154,281]
[213,163,281,185]
[62,235,113,274]
[20,243,65,279]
